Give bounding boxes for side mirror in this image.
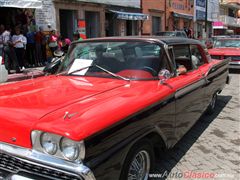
[177,65,187,75]
[158,69,171,84]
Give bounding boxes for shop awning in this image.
[212,21,227,29]
[172,12,193,20]
[109,10,149,20]
[0,0,42,9]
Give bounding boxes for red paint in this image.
[0,75,174,148]
[209,48,240,56]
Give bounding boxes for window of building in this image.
[152,16,161,35]
[228,8,235,17]
[173,18,179,30]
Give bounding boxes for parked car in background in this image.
[208,38,240,69]
[0,55,8,83]
[155,31,188,38]
[0,37,230,180]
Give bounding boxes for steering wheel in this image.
[140,66,158,76]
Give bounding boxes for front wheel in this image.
[206,93,217,114]
[120,139,155,180]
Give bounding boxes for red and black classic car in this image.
[0,37,229,180]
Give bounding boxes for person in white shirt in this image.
[0,25,11,56]
[1,25,20,73]
[12,27,27,69]
[0,25,4,56]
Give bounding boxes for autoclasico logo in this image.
[149,171,235,179]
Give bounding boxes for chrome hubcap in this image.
[128,150,150,180]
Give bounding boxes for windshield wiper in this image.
[67,64,130,81]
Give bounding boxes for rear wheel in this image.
[206,93,217,114]
[120,139,155,180]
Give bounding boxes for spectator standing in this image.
[197,32,202,40]
[0,25,4,56]
[22,35,27,69]
[2,25,20,73]
[61,38,71,53]
[12,27,27,69]
[41,28,47,65]
[26,27,36,67]
[48,30,58,56]
[35,27,44,66]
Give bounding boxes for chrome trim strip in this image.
[0,142,95,180]
[175,78,205,99]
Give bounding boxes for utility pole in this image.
[140,0,143,35]
[205,0,208,33]
[165,0,167,31]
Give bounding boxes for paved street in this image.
[152,71,240,180]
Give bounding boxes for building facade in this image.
[217,0,240,35]
[0,0,42,34]
[207,0,220,37]
[166,0,194,31]
[54,0,105,39]
[141,0,166,35]
[39,0,149,39]
[194,0,206,38]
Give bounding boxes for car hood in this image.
[209,48,240,56]
[0,75,128,147]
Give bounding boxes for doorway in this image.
[126,20,138,36]
[85,11,100,38]
[152,16,161,35]
[59,9,77,40]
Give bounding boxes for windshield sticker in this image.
[68,59,93,75]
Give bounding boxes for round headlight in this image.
[40,133,58,155]
[60,138,85,161]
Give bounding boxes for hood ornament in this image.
[64,111,78,120]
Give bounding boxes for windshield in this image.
[214,39,240,48]
[58,41,165,80]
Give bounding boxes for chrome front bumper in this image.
[0,142,95,180]
[229,61,240,69]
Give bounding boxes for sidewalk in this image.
[7,67,45,82]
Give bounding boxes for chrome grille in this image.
[0,153,83,180]
[225,56,240,61]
